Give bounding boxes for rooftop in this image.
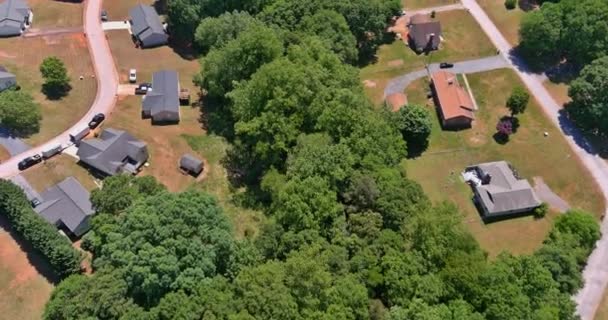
[0,0,29,36]
[143,70,179,117]
[431,71,474,121]
[129,4,164,39]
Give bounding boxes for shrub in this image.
[0,179,82,278]
[505,0,517,10]
[534,202,549,218]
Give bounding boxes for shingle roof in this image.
[180,153,203,173]
[474,161,541,215]
[0,0,29,36]
[129,4,164,41]
[408,16,441,50]
[432,71,474,121]
[35,177,94,237]
[143,70,179,117]
[77,128,148,176]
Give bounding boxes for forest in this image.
[0,0,598,319]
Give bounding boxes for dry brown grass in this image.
[404,77,432,106]
[0,35,96,146]
[22,154,98,192]
[478,0,526,45]
[543,80,571,107]
[595,292,608,320]
[29,0,83,28]
[0,145,10,162]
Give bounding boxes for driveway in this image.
[0,0,119,178]
[384,55,508,97]
[460,1,608,319]
[0,128,30,156]
[102,21,130,31]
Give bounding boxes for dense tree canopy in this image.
[194,11,266,54]
[390,105,433,157]
[567,56,608,136]
[0,90,42,135]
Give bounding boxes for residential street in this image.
[0,0,118,178]
[459,1,608,318]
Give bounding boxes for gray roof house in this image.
[0,66,17,92]
[466,161,541,219]
[408,14,441,53]
[142,70,180,123]
[0,0,31,37]
[77,128,149,176]
[35,177,95,238]
[179,153,203,176]
[129,4,168,48]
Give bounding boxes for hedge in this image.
[0,179,82,278]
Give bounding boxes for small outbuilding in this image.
[129,4,168,48]
[179,153,203,176]
[385,92,408,112]
[0,66,17,92]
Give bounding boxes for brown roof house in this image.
[408,14,441,52]
[431,71,474,129]
[385,92,408,112]
[464,161,541,219]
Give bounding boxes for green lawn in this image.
[478,0,527,45]
[405,68,605,257]
[403,0,459,10]
[360,9,496,105]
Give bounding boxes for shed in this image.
[179,153,203,176]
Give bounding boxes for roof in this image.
[0,0,29,36]
[409,14,432,25]
[386,93,408,112]
[35,177,94,237]
[129,4,164,41]
[473,161,541,215]
[0,69,15,80]
[143,70,179,117]
[408,16,441,50]
[180,154,203,172]
[77,128,147,176]
[431,71,474,121]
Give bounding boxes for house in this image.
[142,70,180,123]
[179,153,203,176]
[35,177,95,238]
[77,128,149,176]
[129,4,168,48]
[0,66,17,92]
[466,161,541,219]
[0,0,32,37]
[408,14,441,52]
[385,92,408,112]
[431,71,475,129]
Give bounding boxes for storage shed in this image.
[179,153,203,176]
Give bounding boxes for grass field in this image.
[404,68,605,257]
[478,0,527,45]
[403,0,459,9]
[22,154,99,192]
[29,0,83,28]
[596,292,608,320]
[360,9,496,105]
[0,35,96,146]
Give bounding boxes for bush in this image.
[534,202,549,218]
[0,179,82,278]
[505,0,517,10]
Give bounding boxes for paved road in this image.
[0,0,118,178]
[384,55,508,97]
[460,1,608,319]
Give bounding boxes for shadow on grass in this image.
[168,39,200,62]
[42,83,71,100]
[558,108,608,160]
[0,215,60,285]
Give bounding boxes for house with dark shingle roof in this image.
[179,153,203,176]
[431,71,475,130]
[467,161,541,219]
[0,0,31,37]
[129,4,168,48]
[35,177,95,238]
[77,128,148,176]
[0,66,17,92]
[408,14,441,53]
[142,70,180,123]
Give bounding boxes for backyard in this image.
[360,9,496,105]
[404,68,605,257]
[22,154,99,193]
[29,0,83,28]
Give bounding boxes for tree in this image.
[551,209,600,251]
[506,86,530,116]
[0,90,41,135]
[40,56,71,99]
[194,11,265,53]
[505,0,517,9]
[567,56,608,136]
[496,118,513,141]
[391,104,433,157]
[90,175,165,214]
[298,10,358,64]
[518,2,564,69]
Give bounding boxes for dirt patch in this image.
[0,50,17,59]
[117,84,137,96]
[388,59,404,67]
[363,80,377,88]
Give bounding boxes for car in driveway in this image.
[88,113,106,129]
[135,83,152,95]
[129,69,137,83]
[18,154,42,171]
[101,10,108,22]
[439,62,454,69]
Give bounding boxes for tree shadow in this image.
[518,0,539,12]
[544,62,581,84]
[42,83,71,100]
[0,215,60,285]
[168,38,200,61]
[493,132,510,145]
[198,93,235,140]
[557,108,608,159]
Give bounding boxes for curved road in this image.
[0,0,118,178]
[459,1,608,319]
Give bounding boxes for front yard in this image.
[22,154,99,193]
[360,9,496,105]
[404,68,605,257]
[29,0,83,28]
[478,0,527,45]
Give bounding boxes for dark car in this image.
[135,83,151,95]
[31,197,41,208]
[101,10,108,22]
[88,113,106,129]
[18,154,42,171]
[439,62,454,69]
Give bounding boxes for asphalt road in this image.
[0,0,118,178]
[459,1,608,319]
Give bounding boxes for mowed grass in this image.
[595,292,608,320]
[360,9,496,105]
[405,68,605,257]
[478,0,526,45]
[0,145,10,162]
[404,77,432,106]
[544,80,571,107]
[103,0,156,21]
[0,223,54,320]
[0,35,96,146]
[22,154,99,192]
[29,0,83,28]
[403,0,459,10]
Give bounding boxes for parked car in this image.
[129,69,137,83]
[439,62,454,69]
[88,113,106,129]
[18,154,42,171]
[135,83,151,95]
[101,10,108,22]
[30,197,41,208]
